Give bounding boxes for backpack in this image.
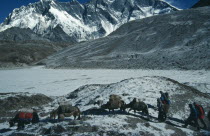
[166,99,171,105]
[195,104,205,119]
[164,93,170,105]
[160,93,167,103]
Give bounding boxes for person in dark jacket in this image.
[193,102,207,129]
[32,109,39,124]
[157,98,166,122]
[160,91,166,104]
[183,104,200,131]
[159,91,170,121]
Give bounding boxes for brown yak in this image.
[50,105,81,120]
[101,100,126,112]
[101,95,125,112]
[126,98,149,115]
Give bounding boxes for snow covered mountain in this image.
[42,7,210,70]
[0,0,177,42]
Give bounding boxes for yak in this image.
[50,105,81,120]
[126,98,149,115]
[9,109,39,130]
[101,95,126,112]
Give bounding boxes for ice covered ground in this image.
[0,66,209,96]
[1,75,210,135]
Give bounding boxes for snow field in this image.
[0,69,209,135]
[0,66,209,96]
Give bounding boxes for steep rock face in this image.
[0,27,48,41]
[42,25,77,43]
[43,7,210,70]
[0,0,176,42]
[192,0,210,8]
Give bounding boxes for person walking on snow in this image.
[193,102,207,129]
[183,104,200,131]
[159,91,170,121]
[207,110,210,130]
[157,98,166,122]
[208,110,210,122]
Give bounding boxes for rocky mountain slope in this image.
[0,40,71,68]
[0,26,76,43]
[192,0,210,8]
[0,76,209,135]
[0,27,48,42]
[0,27,75,67]
[0,0,177,42]
[42,7,210,70]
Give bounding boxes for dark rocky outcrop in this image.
[0,92,52,122]
[192,0,210,8]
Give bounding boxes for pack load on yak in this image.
[9,108,39,130]
[101,94,125,112]
[109,94,122,102]
[58,100,72,106]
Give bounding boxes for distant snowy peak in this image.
[0,0,177,42]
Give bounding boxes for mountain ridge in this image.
[42,7,210,70]
[0,0,177,42]
[192,0,210,8]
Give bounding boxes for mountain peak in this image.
[0,0,177,42]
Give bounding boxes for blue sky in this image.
[0,0,90,23]
[165,0,199,9]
